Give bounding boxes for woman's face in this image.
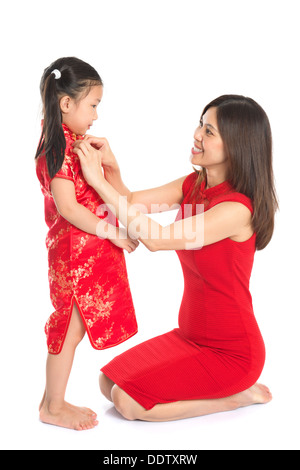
[191,107,228,172]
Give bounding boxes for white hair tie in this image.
[51,69,61,80]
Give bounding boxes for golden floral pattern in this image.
[36,124,137,354]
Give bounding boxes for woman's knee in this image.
[99,373,115,402]
[111,385,145,421]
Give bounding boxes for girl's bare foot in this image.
[39,399,98,431]
[39,391,97,419]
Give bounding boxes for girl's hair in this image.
[194,94,278,251]
[35,57,103,178]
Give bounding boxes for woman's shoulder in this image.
[182,171,199,195]
[210,189,254,215]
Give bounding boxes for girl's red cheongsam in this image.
[36,124,137,354]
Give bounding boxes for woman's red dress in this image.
[36,124,137,354]
[101,172,265,409]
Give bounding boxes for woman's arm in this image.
[73,136,187,213]
[74,141,253,252]
[50,178,139,253]
[128,176,187,214]
[92,180,252,251]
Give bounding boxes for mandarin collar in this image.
[198,178,233,200]
[62,123,83,141]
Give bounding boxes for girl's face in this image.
[191,107,228,172]
[60,85,103,135]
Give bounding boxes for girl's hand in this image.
[75,135,119,172]
[73,141,104,188]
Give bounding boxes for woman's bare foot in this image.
[232,383,272,409]
[39,398,98,431]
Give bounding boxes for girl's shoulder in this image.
[62,124,83,168]
[36,139,80,193]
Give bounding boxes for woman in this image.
[73,95,277,422]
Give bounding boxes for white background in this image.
[1,0,299,450]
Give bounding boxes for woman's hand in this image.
[110,227,140,253]
[72,141,104,189]
[75,135,119,172]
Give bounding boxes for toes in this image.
[76,416,99,431]
[40,401,98,431]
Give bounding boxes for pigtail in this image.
[35,72,66,179]
[35,57,103,179]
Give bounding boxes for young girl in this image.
[35,57,138,430]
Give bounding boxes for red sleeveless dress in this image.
[101,173,265,409]
[36,124,137,354]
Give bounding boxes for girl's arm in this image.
[74,136,187,213]
[50,178,139,253]
[74,142,253,252]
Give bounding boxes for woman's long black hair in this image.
[194,95,278,250]
[35,57,103,178]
